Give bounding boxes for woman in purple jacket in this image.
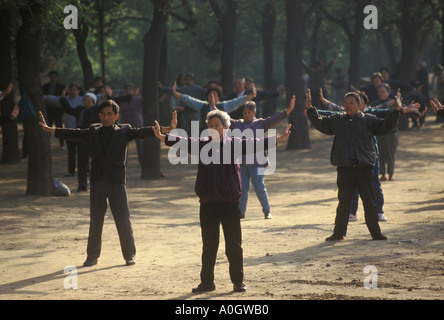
[152,108,291,294]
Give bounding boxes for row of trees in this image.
[1,0,444,196]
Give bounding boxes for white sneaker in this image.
[264,213,272,219]
[349,214,357,222]
[378,213,387,222]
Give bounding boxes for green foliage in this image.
[4,0,443,93]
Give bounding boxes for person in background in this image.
[113,83,144,165]
[171,81,257,134]
[42,71,66,149]
[361,72,384,104]
[370,83,398,182]
[160,72,206,136]
[303,55,336,109]
[0,83,19,124]
[432,64,444,123]
[228,97,294,220]
[60,92,99,192]
[416,61,430,105]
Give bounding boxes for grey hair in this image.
[206,109,231,128]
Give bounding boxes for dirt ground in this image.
[0,115,443,301]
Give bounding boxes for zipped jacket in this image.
[307,107,400,167]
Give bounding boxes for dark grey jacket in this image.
[307,107,400,167]
[56,124,156,184]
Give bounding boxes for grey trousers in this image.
[377,134,398,176]
[86,181,135,261]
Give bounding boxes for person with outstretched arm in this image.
[305,89,401,241]
[39,100,177,267]
[152,108,290,293]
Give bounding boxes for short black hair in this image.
[99,99,120,114]
[357,91,369,105]
[69,82,81,91]
[94,76,105,83]
[344,92,361,104]
[378,83,391,92]
[206,86,222,99]
[371,72,383,81]
[379,67,390,74]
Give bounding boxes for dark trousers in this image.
[377,135,397,176]
[86,181,136,261]
[199,202,243,285]
[66,140,77,175]
[334,166,382,238]
[77,141,90,190]
[350,158,384,215]
[46,104,64,146]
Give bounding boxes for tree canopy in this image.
[2,0,444,194]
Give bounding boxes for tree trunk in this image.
[97,0,106,80]
[441,5,444,66]
[310,11,322,67]
[397,0,434,83]
[396,0,434,130]
[261,0,277,118]
[159,33,170,125]
[73,23,95,90]
[321,1,366,88]
[140,0,170,179]
[0,9,20,164]
[210,0,237,95]
[284,0,312,150]
[381,28,397,72]
[348,32,363,87]
[16,2,54,196]
[349,2,365,87]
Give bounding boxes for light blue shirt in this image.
[182,94,248,113]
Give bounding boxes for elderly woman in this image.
[152,108,291,294]
[370,83,398,181]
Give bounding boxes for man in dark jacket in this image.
[306,89,401,241]
[38,100,176,266]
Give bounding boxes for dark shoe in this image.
[372,234,387,240]
[83,258,97,267]
[325,234,344,241]
[192,282,215,293]
[233,283,247,292]
[240,213,245,219]
[125,256,136,266]
[65,173,74,177]
[77,187,87,192]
